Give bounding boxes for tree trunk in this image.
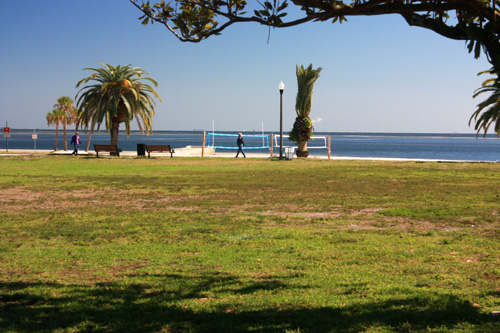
[63,119,68,151]
[110,118,120,146]
[54,124,59,151]
[297,141,309,157]
[85,126,94,152]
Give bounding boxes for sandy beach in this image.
[0,147,484,163]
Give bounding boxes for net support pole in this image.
[202,131,205,157]
[328,135,331,160]
[270,133,273,157]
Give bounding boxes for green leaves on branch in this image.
[132,0,249,41]
[171,4,219,39]
[467,40,483,59]
[137,0,175,25]
[254,1,288,26]
[131,0,289,41]
[331,15,347,24]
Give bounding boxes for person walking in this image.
[235,133,246,158]
[71,132,81,155]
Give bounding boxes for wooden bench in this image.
[93,144,121,157]
[146,145,175,158]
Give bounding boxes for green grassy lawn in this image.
[1,155,499,332]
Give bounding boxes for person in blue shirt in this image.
[71,132,81,155]
[235,133,246,158]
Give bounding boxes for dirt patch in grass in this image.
[350,208,382,216]
[0,187,196,212]
[260,207,381,219]
[0,188,58,212]
[258,207,482,232]
[0,188,44,202]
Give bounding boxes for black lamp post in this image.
[279,80,285,160]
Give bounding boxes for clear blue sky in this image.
[0,0,491,133]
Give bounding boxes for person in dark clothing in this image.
[71,132,81,155]
[235,133,246,158]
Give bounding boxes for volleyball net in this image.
[207,132,270,149]
[206,132,328,151]
[272,134,328,149]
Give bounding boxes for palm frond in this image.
[290,64,322,144]
[295,64,322,118]
[471,68,500,137]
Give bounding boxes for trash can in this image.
[285,147,295,160]
[137,143,146,157]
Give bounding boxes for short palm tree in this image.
[46,109,65,151]
[75,63,161,146]
[470,69,500,136]
[54,96,77,150]
[289,64,322,157]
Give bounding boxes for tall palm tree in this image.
[75,63,161,146]
[54,96,77,150]
[46,109,65,151]
[470,69,500,137]
[289,64,322,157]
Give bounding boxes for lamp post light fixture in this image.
[279,80,285,160]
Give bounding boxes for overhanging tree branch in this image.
[130,0,500,135]
[130,0,500,68]
[130,1,500,43]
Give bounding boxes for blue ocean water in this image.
[2,129,500,162]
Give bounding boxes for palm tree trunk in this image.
[63,119,68,151]
[85,126,94,152]
[297,141,309,157]
[110,118,120,146]
[54,124,59,151]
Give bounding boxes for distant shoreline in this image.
[4,128,493,137]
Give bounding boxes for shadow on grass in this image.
[1,277,499,332]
